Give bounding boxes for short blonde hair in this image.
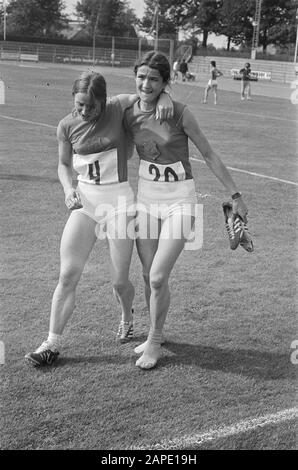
[72,71,107,110]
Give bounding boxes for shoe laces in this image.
[35,340,57,354]
[117,321,133,337]
[242,221,249,232]
[225,218,238,239]
[226,215,244,239]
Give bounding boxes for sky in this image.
[64,0,145,19]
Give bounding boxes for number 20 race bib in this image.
[138,159,186,182]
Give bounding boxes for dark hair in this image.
[211,61,216,67]
[245,62,250,67]
[72,71,107,111]
[134,51,171,84]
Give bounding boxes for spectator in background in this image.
[179,59,188,82]
[172,59,180,83]
[203,60,223,105]
[240,62,252,101]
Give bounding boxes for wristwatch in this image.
[231,192,242,200]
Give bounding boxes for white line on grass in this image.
[134,407,298,450]
[1,114,297,187]
[19,64,48,69]
[194,106,297,123]
[0,114,56,129]
[190,156,298,187]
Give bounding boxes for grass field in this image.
[0,62,297,451]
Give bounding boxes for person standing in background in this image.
[203,60,223,105]
[172,59,180,83]
[179,59,188,82]
[239,62,252,101]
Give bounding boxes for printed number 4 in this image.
[88,162,100,184]
[149,163,178,182]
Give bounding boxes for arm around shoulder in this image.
[116,94,138,111]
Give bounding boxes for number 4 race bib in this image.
[139,159,186,182]
[73,150,119,185]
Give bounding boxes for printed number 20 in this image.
[149,163,178,182]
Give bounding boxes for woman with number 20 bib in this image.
[125,51,248,370]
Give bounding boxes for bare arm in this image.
[155,91,174,121]
[182,107,248,219]
[58,138,82,210]
[116,93,138,110]
[58,139,73,195]
[116,92,174,121]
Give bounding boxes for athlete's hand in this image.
[232,196,248,223]
[155,91,174,123]
[65,188,83,211]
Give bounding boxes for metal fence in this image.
[190,55,296,83]
[0,36,175,67]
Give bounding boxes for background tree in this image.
[141,0,179,38]
[229,0,298,53]
[142,0,221,48]
[258,0,298,52]
[75,0,138,37]
[192,0,222,48]
[3,0,68,37]
[216,0,253,50]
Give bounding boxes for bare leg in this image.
[106,212,135,323]
[203,85,210,103]
[136,211,160,311]
[136,212,194,369]
[214,86,218,104]
[49,211,97,335]
[241,81,246,99]
[134,211,159,354]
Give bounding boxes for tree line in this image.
[0,0,297,53]
[143,0,297,52]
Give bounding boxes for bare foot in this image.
[135,343,161,370]
[134,336,165,354]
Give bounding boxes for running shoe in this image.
[239,220,254,252]
[25,341,59,367]
[222,202,243,250]
[116,320,134,343]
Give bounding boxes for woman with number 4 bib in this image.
[124,51,248,370]
[25,71,173,367]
